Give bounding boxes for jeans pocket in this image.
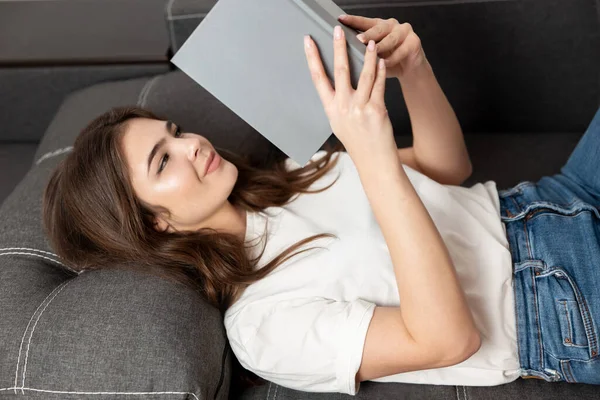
[556,299,589,347]
[536,267,597,361]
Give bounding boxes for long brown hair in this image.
[42,105,343,390]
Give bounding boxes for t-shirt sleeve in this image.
[224,296,376,395]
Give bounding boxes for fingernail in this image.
[368,40,375,51]
[334,25,342,40]
[338,14,347,20]
[304,35,311,49]
[356,34,365,43]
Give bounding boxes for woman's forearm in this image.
[351,149,479,356]
[398,61,472,184]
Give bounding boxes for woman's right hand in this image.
[303,25,397,160]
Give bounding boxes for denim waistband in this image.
[497,180,600,383]
[498,196,557,380]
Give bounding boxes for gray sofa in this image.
[1,0,599,399]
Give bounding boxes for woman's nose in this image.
[186,138,201,162]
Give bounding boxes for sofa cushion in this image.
[0,143,37,205]
[0,73,232,400]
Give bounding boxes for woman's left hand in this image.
[338,14,428,79]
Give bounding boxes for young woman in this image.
[42,14,600,395]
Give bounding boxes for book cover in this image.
[170,0,376,166]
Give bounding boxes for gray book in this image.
[170,0,378,167]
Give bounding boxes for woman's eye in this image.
[157,126,185,174]
[158,154,169,174]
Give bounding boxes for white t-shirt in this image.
[224,150,520,395]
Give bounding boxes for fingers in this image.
[337,14,379,32]
[333,26,352,98]
[304,24,386,113]
[370,57,387,107]
[375,23,411,57]
[354,40,380,105]
[385,31,421,68]
[354,18,393,45]
[304,35,334,107]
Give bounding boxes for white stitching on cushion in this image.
[0,252,80,275]
[13,281,70,395]
[455,386,462,400]
[6,256,200,399]
[0,247,59,258]
[35,146,73,165]
[21,280,75,392]
[137,75,162,108]
[0,387,199,399]
[166,0,178,53]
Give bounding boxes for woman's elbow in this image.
[455,164,473,186]
[440,330,482,366]
[453,330,482,364]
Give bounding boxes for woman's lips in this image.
[205,151,221,175]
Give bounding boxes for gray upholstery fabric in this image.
[240,378,600,400]
[0,64,170,143]
[0,144,37,206]
[451,132,585,190]
[0,0,169,63]
[33,76,153,160]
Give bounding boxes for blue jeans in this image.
[498,107,600,384]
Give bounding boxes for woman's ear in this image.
[153,215,171,233]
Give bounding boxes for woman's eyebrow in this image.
[146,120,174,176]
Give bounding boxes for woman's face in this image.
[121,117,238,232]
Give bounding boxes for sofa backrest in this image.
[168,0,600,134]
